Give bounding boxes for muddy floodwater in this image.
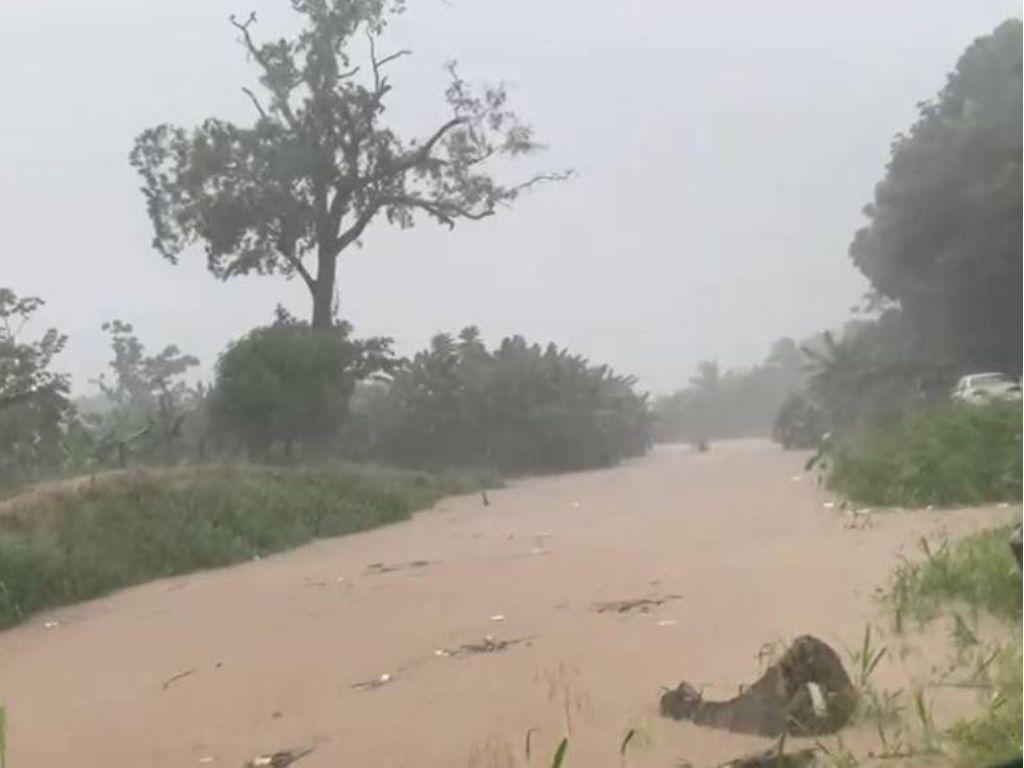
[0,440,1015,767]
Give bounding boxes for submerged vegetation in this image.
[0,465,487,628]
[882,526,1022,767]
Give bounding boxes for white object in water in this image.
[807,682,827,718]
[490,614,506,622]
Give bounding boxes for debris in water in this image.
[789,475,802,482]
[365,560,437,575]
[658,619,678,627]
[490,614,506,622]
[197,758,214,764]
[442,635,533,658]
[44,620,60,629]
[351,672,393,691]
[244,747,314,767]
[529,548,547,556]
[571,501,581,508]
[162,667,197,690]
[592,594,682,614]
[660,635,856,737]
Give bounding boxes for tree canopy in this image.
[209,309,393,459]
[849,19,1022,374]
[350,327,650,472]
[131,0,566,328]
[0,289,72,476]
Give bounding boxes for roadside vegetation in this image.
[880,527,1022,767]
[825,402,1022,507]
[0,464,488,628]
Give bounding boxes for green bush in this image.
[827,402,1022,507]
[0,465,484,628]
[354,328,650,474]
[209,312,393,460]
[885,527,1022,627]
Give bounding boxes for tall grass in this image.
[0,465,488,628]
[885,527,1022,627]
[882,526,1021,766]
[826,401,1021,507]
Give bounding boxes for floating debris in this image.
[244,747,314,767]
[442,635,533,658]
[821,501,835,510]
[43,620,60,629]
[162,667,197,690]
[592,594,682,614]
[351,672,393,691]
[489,614,507,622]
[364,560,436,575]
[657,619,679,627]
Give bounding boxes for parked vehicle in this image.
[950,372,1022,404]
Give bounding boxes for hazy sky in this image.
[1,0,1018,395]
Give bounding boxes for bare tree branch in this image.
[366,30,411,97]
[241,87,268,120]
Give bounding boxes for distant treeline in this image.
[651,338,804,443]
[0,298,650,488]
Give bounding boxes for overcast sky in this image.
[1,0,1018,395]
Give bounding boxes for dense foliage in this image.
[653,338,804,442]
[0,290,72,483]
[89,320,201,465]
[350,327,650,473]
[130,0,563,328]
[209,310,393,460]
[826,401,1022,507]
[850,20,1022,375]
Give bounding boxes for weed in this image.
[844,624,887,689]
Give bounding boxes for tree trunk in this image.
[311,249,337,330]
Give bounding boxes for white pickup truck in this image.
[950,372,1022,404]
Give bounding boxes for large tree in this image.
[849,19,1022,374]
[131,0,566,329]
[0,289,72,473]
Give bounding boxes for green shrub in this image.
[885,527,1022,627]
[827,402,1022,507]
[355,328,650,474]
[0,465,484,628]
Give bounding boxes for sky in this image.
[0,0,1018,395]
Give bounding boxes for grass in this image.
[885,527,1022,628]
[947,635,1022,767]
[826,401,1021,507]
[0,463,490,628]
[881,525,1022,766]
